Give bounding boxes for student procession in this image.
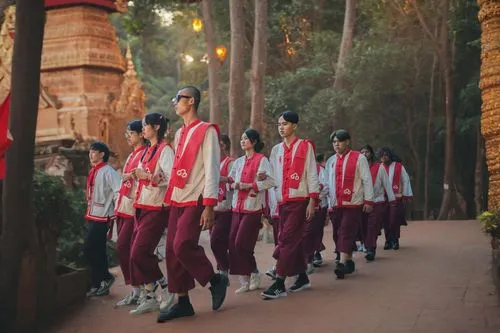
[83,85,413,323]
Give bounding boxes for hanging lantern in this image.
[192,18,203,32]
[215,45,227,64]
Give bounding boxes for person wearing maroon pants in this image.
[228,129,275,294]
[360,144,395,261]
[128,113,175,316]
[325,130,374,280]
[159,86,228,322]
[114,120,146,308]
[379,147,413,250]
[210,135,234,281]
[262,111,320,300]
[302,161,328,273]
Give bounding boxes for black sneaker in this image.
[261,281,287,300]
[345,260,355,274]
[312,251,323,267]
[96,275,115,296]
[383,240,392,250]
[209,273,228,311]
[157,303,195,323]
[365,251,376,262]
[392,239,400,250]
[288,274,311,293]
[334,263,348,279]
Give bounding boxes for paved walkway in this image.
[48,220,500,333]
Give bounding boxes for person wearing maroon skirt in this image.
[262,111,320,300]
[128,113,175,315]
[114,120,147,308]
[228,129,275,294]
[210,135,234,280]
[360,145,395,261]
[379,147,413,250]
[325,130,374,280]
[302,161,329,274]
[158,86,228,322]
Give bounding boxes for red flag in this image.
[0,93,12,180]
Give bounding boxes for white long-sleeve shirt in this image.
[165,121,220,206]
[269,138,320,204]
[85,163,121,222]
[383,162,413,200]
[325,150,374,209]
[371,162,396,203]
[229,153,275,214]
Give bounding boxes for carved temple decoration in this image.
[478,0,500,210]
[0,1,146,187]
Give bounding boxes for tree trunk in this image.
[474,124,485,215]
[250,0,267,134]
[228,0,245,156]
[437,0,461,220]
[332,0,356,128]
[424,53,438,219]
[202,0,222,125]
[0,1,45,331]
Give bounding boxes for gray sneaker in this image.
[96,275,115,296]
[115,292,139,308]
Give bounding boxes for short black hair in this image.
[127,119,143,134]
[180,86,201,110]
[279,110,299,124]
[90,141,110,162]
[244,128,264,153]
[316,154,325,163]
[330,129,351,142]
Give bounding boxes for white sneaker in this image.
[129,296,159,315]
[249,272,260,291]
[235,276,250,294]
[114,292,139,308]
[306,263,315,275]
[159,288,175,310]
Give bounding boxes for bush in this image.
[478,210,500,237]
[32,170,117,269]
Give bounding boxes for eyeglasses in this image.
[172,94,192,104]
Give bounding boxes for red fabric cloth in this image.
[0,93,12,180]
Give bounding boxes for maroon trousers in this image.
[116,216,135,285]
[229,213,262,275]
[271,218,280,246]
[330,207,363,254]
[363,203,388,251]
[384,201,404,241]
[129,208,168,286]
[330,209,340,252]
[273,200,308,277]
[210,211,233,272]
[166,204,215,293]
[303,207,327,259]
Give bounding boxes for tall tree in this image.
[202,0,221,125]
[250,0,267,134]
[0,0,46,331]
[228,0,245,156]
[332,0,356,128]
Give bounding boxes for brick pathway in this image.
[48,220,500,333]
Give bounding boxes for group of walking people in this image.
[82,85,413,323]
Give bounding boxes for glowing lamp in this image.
[215,45,227,64]
[192,18,203,32]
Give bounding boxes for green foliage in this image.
[32,170,117,269]
[478,210,500,236]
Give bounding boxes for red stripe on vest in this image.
[165,121,220,204]
[236,153,265,211]
[370,162,380,186]
[134,142,168,202]
[335,150,360,204]
[286,139,310,189]
[119,146,146,197]
[392,162,402,194]
[218,156,234,202]
[87,162,106,201]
